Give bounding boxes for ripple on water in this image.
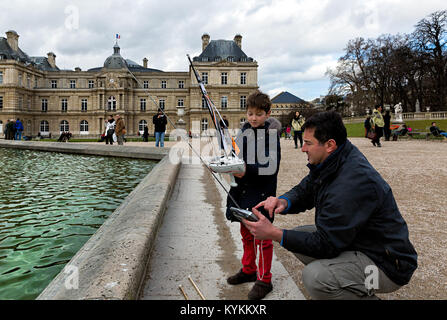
[0,148,156,300]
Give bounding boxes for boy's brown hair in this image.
[247,90,272,113]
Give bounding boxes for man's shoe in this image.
[227,269,257,285]
[377,143,382,147]
[372,141,376,146]
[248,280,273,300]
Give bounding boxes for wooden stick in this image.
[179,285,189,300]
[188,276,206,300]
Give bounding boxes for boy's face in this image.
[246,107,270,128]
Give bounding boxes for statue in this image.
[415,99,421,113]
[394,103,403,123]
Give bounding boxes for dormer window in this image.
[227,56,234,62]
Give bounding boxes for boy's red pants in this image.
[240,223,273,284]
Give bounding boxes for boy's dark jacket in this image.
[226,120,281,222]
[280,140,418,286]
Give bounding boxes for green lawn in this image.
[345,119,447,137]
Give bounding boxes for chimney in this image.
[202,33,210,52]
[234,34,242,49]
[47,52,56,69]
[6,30,19,51]
[75,67,81,72]
[143,58,148,68]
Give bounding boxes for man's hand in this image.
[255,197,288,218]
[243,208,283,242]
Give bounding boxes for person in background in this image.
[364,115,372,138]
[114,114,126,146]
[292,111,305,149]
[105,115,115,145]
[143,124,149,142]
[383,110,391,141]
[430,122,447,138]
[153,109,167,148]
[371,105,384,147]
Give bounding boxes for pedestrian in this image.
[291,111,305,149]
[286,125,292,140]
[371,105,384,147]
[430,122,447,138]
[105,115,115,145]
[143,125,149,142]
[14,118,24,141]
[364,115,372,138]
[153,109,167,148]
[6,119,15,140]
[223,90,281,300]
[383,110,391,141]
[114,114,126,146]
[244,111,417,300]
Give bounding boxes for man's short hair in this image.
[432,122,436,126]
[302,111,348,146]
[247,90,271,113]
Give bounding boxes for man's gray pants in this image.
[294,225,401,300]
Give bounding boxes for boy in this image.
[225,90,281,300]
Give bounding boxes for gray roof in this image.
[88,44,163,72]
[193,40,253,62]
[272,91,306,104]
[0,37,59,71]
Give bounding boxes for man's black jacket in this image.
[280,140,417,286]
[153,114,167,133]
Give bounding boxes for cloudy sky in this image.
[1,0,446,101]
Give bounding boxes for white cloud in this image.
[1,0,446,100]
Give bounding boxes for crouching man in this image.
[243,111,417,300]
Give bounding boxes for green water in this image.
[0,148,157,300]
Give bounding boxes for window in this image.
[81,99,88,112]
[221,72,228,85]
[178,80,184,89]
[18,96,23,110]
[27,75,30,88]
[140,98,147,112]
[177,99,184,107]
[240,72,247,85]
[60,120,69,132]
[51,80,57,89]
[35,78,38,88]
[61,99,68,112]
[70,80,76,89]
[108,96,116,111]
[202,72,208,85]
[201,118,208,132]
[0,96,3,109]
[159,99,165,110]
[80,120,89,133]
[88,80,95,88]
[240,96,247,109]
[161,80,167,89]
[40,120,49,133]
[139,120,148,133]
[202,97,207,109]
[18,74,22,86]
[143,81,149,89]
[0,71,3,84]
[41,99,48,112]
[227,56,234,62]
[221,96,228,109]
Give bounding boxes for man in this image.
[114,114,126,146]
[15,118,24,141]
[153,109,167,148]
[243,111,417,300]
[371,105,384,147]
[291,111,305,149]
[430,122,447,138]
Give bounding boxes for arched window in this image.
[60,120,69,132]
[40,120,49,133]
[201,118,208,133]
[139,120,148,134]
[80,120,89,134]
[108,96,116,111]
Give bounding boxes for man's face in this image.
[302,128,335,165]
[433,123,436,127]
[247,107,270,128]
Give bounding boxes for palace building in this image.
[0,31,258,138]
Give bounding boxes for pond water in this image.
[0,148,157,300]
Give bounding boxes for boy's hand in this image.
[243,208,283,242]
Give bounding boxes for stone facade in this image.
[0,31,258,138]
